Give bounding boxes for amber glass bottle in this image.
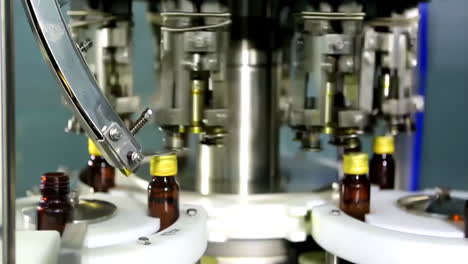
[465,200,468,238]
[369,136,395,189]
[79,139,115,192]
[37,172,74,235]
[148,153,180,231]
[340,153,371,222]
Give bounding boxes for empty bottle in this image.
[340,153,371,222]
[37,172,74,235]
[148,153,180,231]
[79,139,115,192]
[370,136,395,189]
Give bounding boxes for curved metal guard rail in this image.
[22,0,142,171]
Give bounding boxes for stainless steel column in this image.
[227,41,279,194]
[0,0,15,262]
[225,0,280,195]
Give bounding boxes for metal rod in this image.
[161,20,231,32]
[160,12,230,18]
[299,11,365,17]
[301,16,364,21]
[0,0,16,262]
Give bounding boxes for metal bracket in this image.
[23,0,142,171]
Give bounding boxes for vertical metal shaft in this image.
[225,0,280,195]
[0,0,16,263]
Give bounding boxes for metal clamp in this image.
[23,0,142,171]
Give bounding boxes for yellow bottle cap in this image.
[343,152,369,175]
[150,153,178,176]
[201,256,218,264]
[88,138,102,156]
[373,136,395,155]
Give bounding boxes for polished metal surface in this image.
[206,239,288,259]
[397,190,465,219]
[23,0,142,171]
[73,199,117,224]
[197,143,228,195]
[325,253,340,264]
[163,130,188,150]
[227,41,280,194]
[0,0,15,262]
[22,199,117,225]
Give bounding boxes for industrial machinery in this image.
[1,0,468,263]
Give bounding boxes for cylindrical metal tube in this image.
[0,0,16,262]
[190,79,206,134]
[226,40,280,194]
[323,81,336,135]
[325,253,340,264]
[197,143,228,195]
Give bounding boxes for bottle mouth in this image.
[40,172,70,194]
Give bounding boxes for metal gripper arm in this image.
[23,0,143,171]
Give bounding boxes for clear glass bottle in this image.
[370,136,395,189]
[79,139,115,192]
[148,153,180,231]
[37,172,74,235]
[340,153,371,222]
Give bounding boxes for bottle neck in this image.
[374,153,393,158]
[90,155,113,167]
[40,172,70,199]
[344,173,368,180]
[151,175,177,183]
[90,154,103,160]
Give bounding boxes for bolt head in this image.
[130,152,144,163]
[186,208,198,216]
[137,237,151,245]
[109,127,122,141]
[333,40,345,51]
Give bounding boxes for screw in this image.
[137,237,151,245]
[332,40,345,51]
[194,36,207,48]
[130,108,153,136]
[129,151,144,163]
[78,39,93,53]
[330,209,341,216]
[109,127,122,141]
[186,208,197,217]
